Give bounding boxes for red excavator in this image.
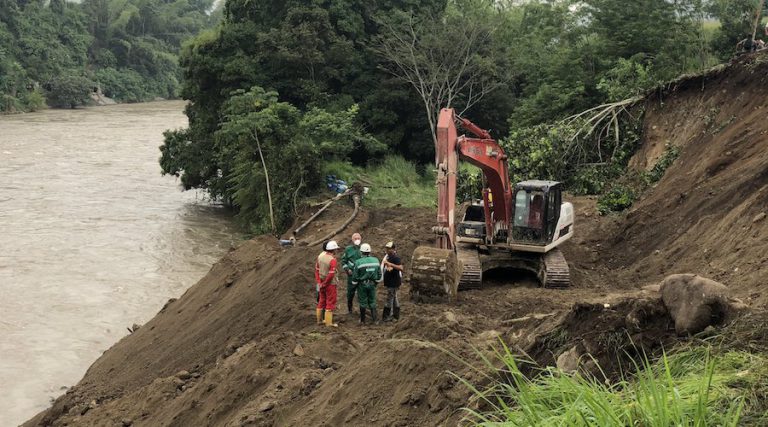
[410,108,574,299]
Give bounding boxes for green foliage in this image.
[597,57,656,101]
[592,143,679,215]
[324,156,436,209]
[162,85,379,234]
[374,0,514,144]
[166,0,750,231]
[645,145,681,184]
[0,0,217,111]
[502,124,567,185]
[457,164,483,202]
[506,0,718,129]
[20,88,46,111]
[45,75,95,108]
[597,185,636,215]
[709,0,764,60]
[460,341,748,426]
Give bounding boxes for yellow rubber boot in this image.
[324,310,338,328]
[316,309,324,325]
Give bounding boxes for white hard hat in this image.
[360,243,371,253]
[326,240,339,250]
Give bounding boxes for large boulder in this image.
[660,274,746,335]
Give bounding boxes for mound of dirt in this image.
[26,54,768,426]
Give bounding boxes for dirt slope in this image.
[603,54,768,306]
[25,54,768,426]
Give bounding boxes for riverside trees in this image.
[0,0,219,112]
[163,0,765,232]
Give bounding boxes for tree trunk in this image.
[752,0,764,40]
[253,130,276,234]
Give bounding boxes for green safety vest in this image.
[352,255,382,286]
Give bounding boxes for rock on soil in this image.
[556,346,581,373]
[660,274,745,335]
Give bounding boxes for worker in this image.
[315,240,340,327]
[382,241,403,322]
[341,232,363,315]
[529,194,544,229]
[352,243,382,324]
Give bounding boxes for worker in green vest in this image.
[341,232,363,315]
[352,243,382,324]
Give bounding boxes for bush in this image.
[597,57,656,101]
[45,75,94,108]
[501,123,567,185]
[645,145,680,184]
[93,68,152,102]
[20,89,46,111]
[597,185,636,215]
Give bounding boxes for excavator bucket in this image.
[409,247,460,303]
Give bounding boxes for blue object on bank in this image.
[325,175,348,193]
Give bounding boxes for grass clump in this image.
[597,144,680,215]
[324,156,435,208]
[458,340,760,426]
[597,185,636,215]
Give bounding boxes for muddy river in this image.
[0,102,241,426]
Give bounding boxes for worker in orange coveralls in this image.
[315,240,340,327]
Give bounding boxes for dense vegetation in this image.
[160,0,766,233]
[0,0,220,112]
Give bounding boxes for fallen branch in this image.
[309,195,361,247]
[308,190,351,207]
[293,190,351,237]
[499,312,557,326]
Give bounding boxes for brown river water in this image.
[0,101,241,426]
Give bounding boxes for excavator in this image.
[410,108,574,299]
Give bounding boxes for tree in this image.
[375,0,507,145]
[197,86,379,234]
[709,0,764,59]
[0,0,219,110]
[45,75,94,108]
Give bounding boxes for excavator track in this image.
[541,248,570,288]
[456,245,482,290]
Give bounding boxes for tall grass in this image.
[324,156,436,208]
[458,341,754,426]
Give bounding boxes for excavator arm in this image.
[434,108,512,248]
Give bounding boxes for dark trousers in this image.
[385,286,400,309]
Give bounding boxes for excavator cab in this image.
[511,180,563,245]
[510,180,573,251]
